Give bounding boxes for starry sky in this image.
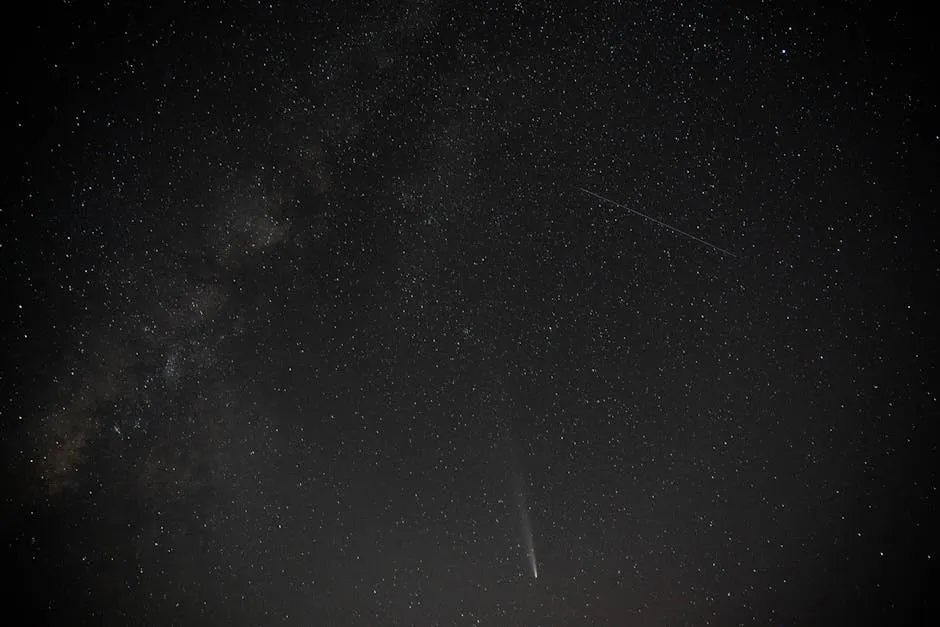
[2,1,936,625]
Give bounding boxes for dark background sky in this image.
[2,1,936,625]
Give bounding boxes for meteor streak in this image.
[579,187,737,258]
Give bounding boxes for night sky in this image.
[2,1,936,625]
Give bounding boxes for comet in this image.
[511,466,538,580]
[521,499,538,580]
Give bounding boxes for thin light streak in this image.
[579,187,737,258]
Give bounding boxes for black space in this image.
[2,1,937,625]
